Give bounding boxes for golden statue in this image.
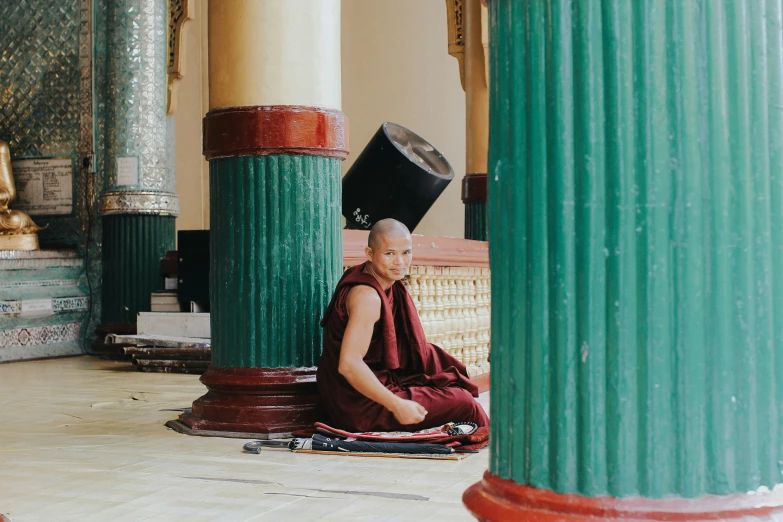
[0,140,41,250]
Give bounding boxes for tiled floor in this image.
[0,357,488,522]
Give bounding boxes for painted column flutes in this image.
[465,1,783,519]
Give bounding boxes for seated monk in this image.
[317,218,488,432]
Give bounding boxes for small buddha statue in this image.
[0,139,41,250]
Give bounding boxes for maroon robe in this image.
[316,262,489,432]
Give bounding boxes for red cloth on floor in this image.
[453,426,490,451]
[316,263,489,433]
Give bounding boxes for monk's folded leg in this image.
[359,386,489,433]
[331,385,488,432]
[404,386,488,431]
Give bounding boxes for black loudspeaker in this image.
[177,230,210,309]
[342,122,454,232]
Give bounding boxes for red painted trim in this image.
[462,173,488,203]
[178,366,324,435]
[343,230,489,268]
[203,105,349,160]
[473,372,490,393]
[464,471,783,521]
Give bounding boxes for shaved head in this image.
[368,219,411,251]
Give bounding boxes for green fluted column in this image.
[209,155,342,368]
[101,215,175,324]
[464,201,487,241]
[466,0,783,517]
[98,0,178,326]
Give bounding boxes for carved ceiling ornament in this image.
[167,0,193,114]
[0,139,41,250]
[481,2,489,87]
[445,0,466,90]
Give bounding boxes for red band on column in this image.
[203,105,349,160]
[464,471,783,521]
[462,173,488,203]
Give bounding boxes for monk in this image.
[317,218,488,432]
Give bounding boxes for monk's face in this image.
[365,233,413,282]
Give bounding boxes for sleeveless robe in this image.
[316,262,489,432]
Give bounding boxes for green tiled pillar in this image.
[99,0,178,327]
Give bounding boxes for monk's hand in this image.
[391,398,428,425]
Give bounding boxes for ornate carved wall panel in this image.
[167,0,193,114]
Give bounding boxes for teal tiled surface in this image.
[0,250,88,361]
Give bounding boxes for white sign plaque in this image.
[117,156,139,186]
[20,298,54,318]
[11,158,73,215]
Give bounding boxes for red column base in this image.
[174,366,322,439]
[464,471,783,521]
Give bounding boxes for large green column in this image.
[99,0,178,328]
[465,0,783,519]
[173,0,346,438]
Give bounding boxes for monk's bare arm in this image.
[338,286,427,425]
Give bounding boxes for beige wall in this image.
[174,0,209,234]
[174,0,467,239]
[341,0,466,238]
